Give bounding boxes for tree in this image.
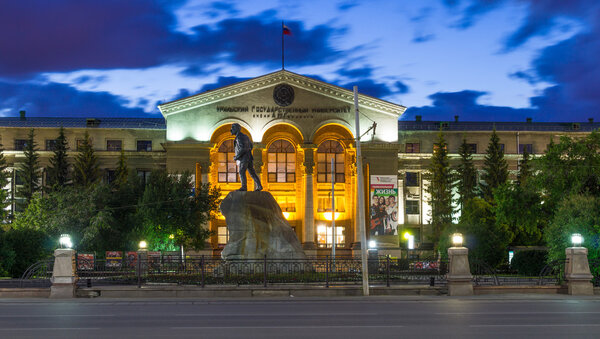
[455,138,478,210]
[17,129,40,206]
[133,170,220,251]
[517,148,532,186]
[544,194,600,262]
[439,197,511,267]
[46,127,69,190]
[425,130,454,245]
[73,131,100,187]
[533,131,600,211]
[0,144,10,221]
[479,129,508,202]
[494,183,546,246]
[114,149,129,187]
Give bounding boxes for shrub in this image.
[511,250,548,276]
[3,228,53,278]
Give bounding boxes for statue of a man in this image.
[230,123,263,191]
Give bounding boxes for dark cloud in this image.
[395,81,410,94]
[0,81,149,117]
[337,0,359,11]
[197,76,252,93]
[338,67,373,78]
[340,79,393,98]
[0,2,342,78]
[204,1,239,18]
[412,33,435,43]
[404,90,537,121]
[509,70,537,84]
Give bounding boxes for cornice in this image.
[158,70,406,118]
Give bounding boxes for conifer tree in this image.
[479,129,508,202]
[455,138,478,210]
[73,131,100,187]
[114,149,129,187]
[17,129,41,206]
[517,148,531,186]
[0,144,10,220]
[425,130,455,245]
[47,127,70,190]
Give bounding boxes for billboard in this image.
[105,251,123,268]
[370,175,399,247]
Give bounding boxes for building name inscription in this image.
[216,105,352,114]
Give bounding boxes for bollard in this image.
[430,276,435,287]
[263,254,267,287]
[325,255,329,288]
[201,255,205,288]
[566,247,594,295]
[386,256,390,287]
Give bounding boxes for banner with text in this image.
[370,175,399,248]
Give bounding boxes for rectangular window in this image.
[137,170,151,184]
[45,139,58,151]
[137,140,152,152]
[106,140,122,151]
[218,226,229,245]
[433,143,447,152]
[275,196,297,212]
[466,143,477,154]
[406,200,420,215]
[405,172,419,187]
[105,170,116,184]
[519,144,533,154]
[316,225,345,248]
[317,196,345,212]
[14,139,27,151]
[405,143,420,153]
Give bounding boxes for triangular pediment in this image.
[158,70,406,118]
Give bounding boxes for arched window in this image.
[317,140,345,183]
[217,140,239,183]
[267,140,296,182]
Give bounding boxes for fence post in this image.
[386,256,390,287]
[201,255,205,288]
[326,255,329,288]
[263,254,267,287]
[137,255,141,288]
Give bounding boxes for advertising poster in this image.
[105,251,123,268]
[126,251,138,268]
[77,253,95,271]
[370,175,399,248]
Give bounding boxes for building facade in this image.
[1,71,597,256]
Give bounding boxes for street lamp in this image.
[59,234,72,249]
[138,240,148,250]
[571,233,583,247]
[368,240,377,249]
[452,233,463,247]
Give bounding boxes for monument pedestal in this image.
[447,247,473,296]
[566,247,594,296]
[50,249,75,299]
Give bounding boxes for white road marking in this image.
[437,312,600,315]
[470,324,600,327]
[171,325,404,329]
[0,328,101,331]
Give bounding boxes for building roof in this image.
[398,120,600,132]
[0,117,166,129]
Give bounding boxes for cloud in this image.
[412,33,435,43]
[337,0,359,11]
[0,80,149,117]
[404,90,537,121]
[197,76,252,92]
[338,67,373,78]
[203,1,239,18]
[395,81,410,94]
[0,2,343,78]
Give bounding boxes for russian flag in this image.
[283,24,292,35]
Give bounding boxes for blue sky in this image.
[0,0,598,122]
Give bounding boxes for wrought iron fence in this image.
[75,255,448,288]
[471,258,568,286]
[18,258,54,288]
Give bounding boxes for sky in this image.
[0,0,599,122]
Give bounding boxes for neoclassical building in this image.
[1,70,597,256]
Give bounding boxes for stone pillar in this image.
[566,247,594,295]
[50,249,76,299]
[302,144,317,253]
[447,247,473,296]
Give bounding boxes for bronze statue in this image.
[230,123,263,191]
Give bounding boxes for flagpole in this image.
[281,21,284,70]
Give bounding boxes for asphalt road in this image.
[1,295,600,338]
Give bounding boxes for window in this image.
[499,144,505,153]
[466,143,477,154]
[217,140,239,183]
[45,139,58,151]
[317,140,345,183]
[107,140,122,151]
[275,196,296,212]
[137,170,151,184]
[14,139,27,151]
[316,225,345,248]
[406,200,420,215]
[519,144,533,154]
[137,140,152,152]
[105,170,116,184]
[76,139,89,151]
[405,172,419,187]
[433,143,447,152]
[317,196,345,212]
[218,226,229,245]
[267,140,296,183]
[405,143,420,153]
